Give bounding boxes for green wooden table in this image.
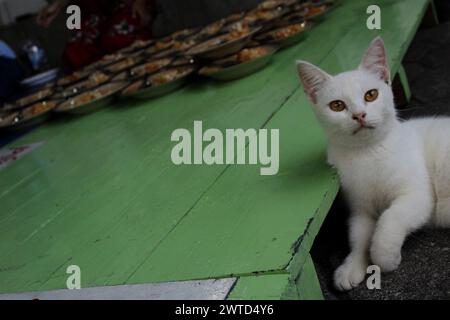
[0,0,432,299]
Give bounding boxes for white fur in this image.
[297,37,450,291]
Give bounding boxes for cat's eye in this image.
[329,100,346,112]
[364,89,379,102]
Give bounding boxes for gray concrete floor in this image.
[311,21,450,300]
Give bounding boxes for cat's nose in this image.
[352,112,367,125]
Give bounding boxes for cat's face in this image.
[297,37,397,147]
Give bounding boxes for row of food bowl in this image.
[0,0,338,131]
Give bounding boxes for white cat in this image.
[296,37,450,291]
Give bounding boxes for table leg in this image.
[295,254,324,300]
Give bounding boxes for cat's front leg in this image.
[370,192,433,272]
[334,214,375,291]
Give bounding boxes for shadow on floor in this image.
[311,21,450,300]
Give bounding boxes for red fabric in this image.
[63,0,155,70]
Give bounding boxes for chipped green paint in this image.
[0,0,430,298]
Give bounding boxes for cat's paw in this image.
[333,260,366,291]
[370,242,402,273]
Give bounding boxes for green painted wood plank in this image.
[0,0,366,294]
[229,254,323,300]
[228,274,294,300]
[0,0,429,295]
[126,89,337,284]
[122,0,381,286]
[126,0,429,286]
[1,37,319,293]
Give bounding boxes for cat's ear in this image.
[296,60,331,105]
[359,36,391,84]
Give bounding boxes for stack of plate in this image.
[0,0,338,131]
